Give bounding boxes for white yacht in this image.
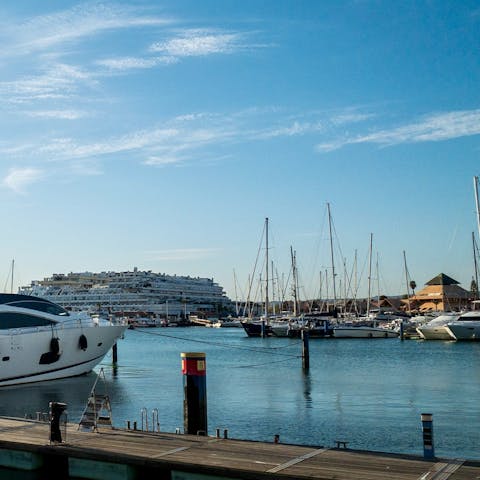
[333,323,398,338]
[0,293,127,387]
[445,311,480,340]
[416,313,460,340]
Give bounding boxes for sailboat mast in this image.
[265,217,269,320]
[403,250,411,314]
[10,259,14,294]
[474,176,480,238]
[376,253,380,317]
[473,233,479,300]
[366,233,373,317]
[327,203,337,309]
[233,269,239,316]
[290,246,298,316]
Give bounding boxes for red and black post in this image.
[181,352,207,435]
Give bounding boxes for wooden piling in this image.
[301,329,310,371]
[112,343,118,364]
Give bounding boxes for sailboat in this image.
[333,234,398,338]
[241,218,274,337]
[270,245,334,338]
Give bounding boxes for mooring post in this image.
[112,343,118,364]
[421,413,435,459]
[181,352,207,435]
[261,320,266,338]
[400,320,404,341]
[301,329,310,371]
[49,402,67,444]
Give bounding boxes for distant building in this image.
[404,273,472,312]
[20,269,233,318]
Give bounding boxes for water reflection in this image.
[302,371,312,407]
[0,370,126,423]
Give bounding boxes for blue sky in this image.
[1,1,480,302]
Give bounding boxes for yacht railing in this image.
[0,316,126,336]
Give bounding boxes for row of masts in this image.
[241,206,378,318]
[239,175,480,316]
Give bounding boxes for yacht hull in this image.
[241,321,273,337]
[0,323,126,387]
[416,326,453,340]
[446,323,480,341]
[333,327,398,338]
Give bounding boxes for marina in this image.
[1,327,479,463]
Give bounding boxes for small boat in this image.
[219,318,243,327]
[0,293,127,387]
[241,317,274,337]
[333,318,398,338]
[278,313,335,338]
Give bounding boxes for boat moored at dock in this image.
[0,293,127,387]
[445,311,480,340]
[416,313,460,340]
[333,323,399,338]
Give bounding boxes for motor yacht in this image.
[416,313,460,340]
[0,293,127,387]
[445,311,480,340]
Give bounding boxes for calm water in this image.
[2,327,480,460]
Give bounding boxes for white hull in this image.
[0,322,126,387]
[416,326,453,340]
[270,323,290,337]
[446,322,480,341]
[333,326,398,338]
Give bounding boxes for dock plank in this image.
[0,418,478,480]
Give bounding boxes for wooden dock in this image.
[0,417,478,479]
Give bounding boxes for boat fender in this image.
[79,334,88,351]
[39,338,61,364]
[50,337,60,355]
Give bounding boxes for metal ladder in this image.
[78,368,113,432]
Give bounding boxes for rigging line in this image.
[130,329,300,357]
[234,357,301,369]
[243,220,266,315]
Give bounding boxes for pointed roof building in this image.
[425,273,459,286]
[405,273,471,312]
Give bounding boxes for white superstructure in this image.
[20,269,232,317]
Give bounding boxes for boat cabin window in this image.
[5,300,69,316]
[0,312,56,329]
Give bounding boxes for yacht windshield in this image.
[0,294,69,316]
[0,312,56,329]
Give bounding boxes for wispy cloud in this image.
[317,109,480,152]
[0,3,171,57]
[149,29,247,58]
[2,167,44,193]
[96,57,177,72]
[147,248,220,261]
[25,109,88,120]
[0,63,95,104]
[256,120,325,139]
